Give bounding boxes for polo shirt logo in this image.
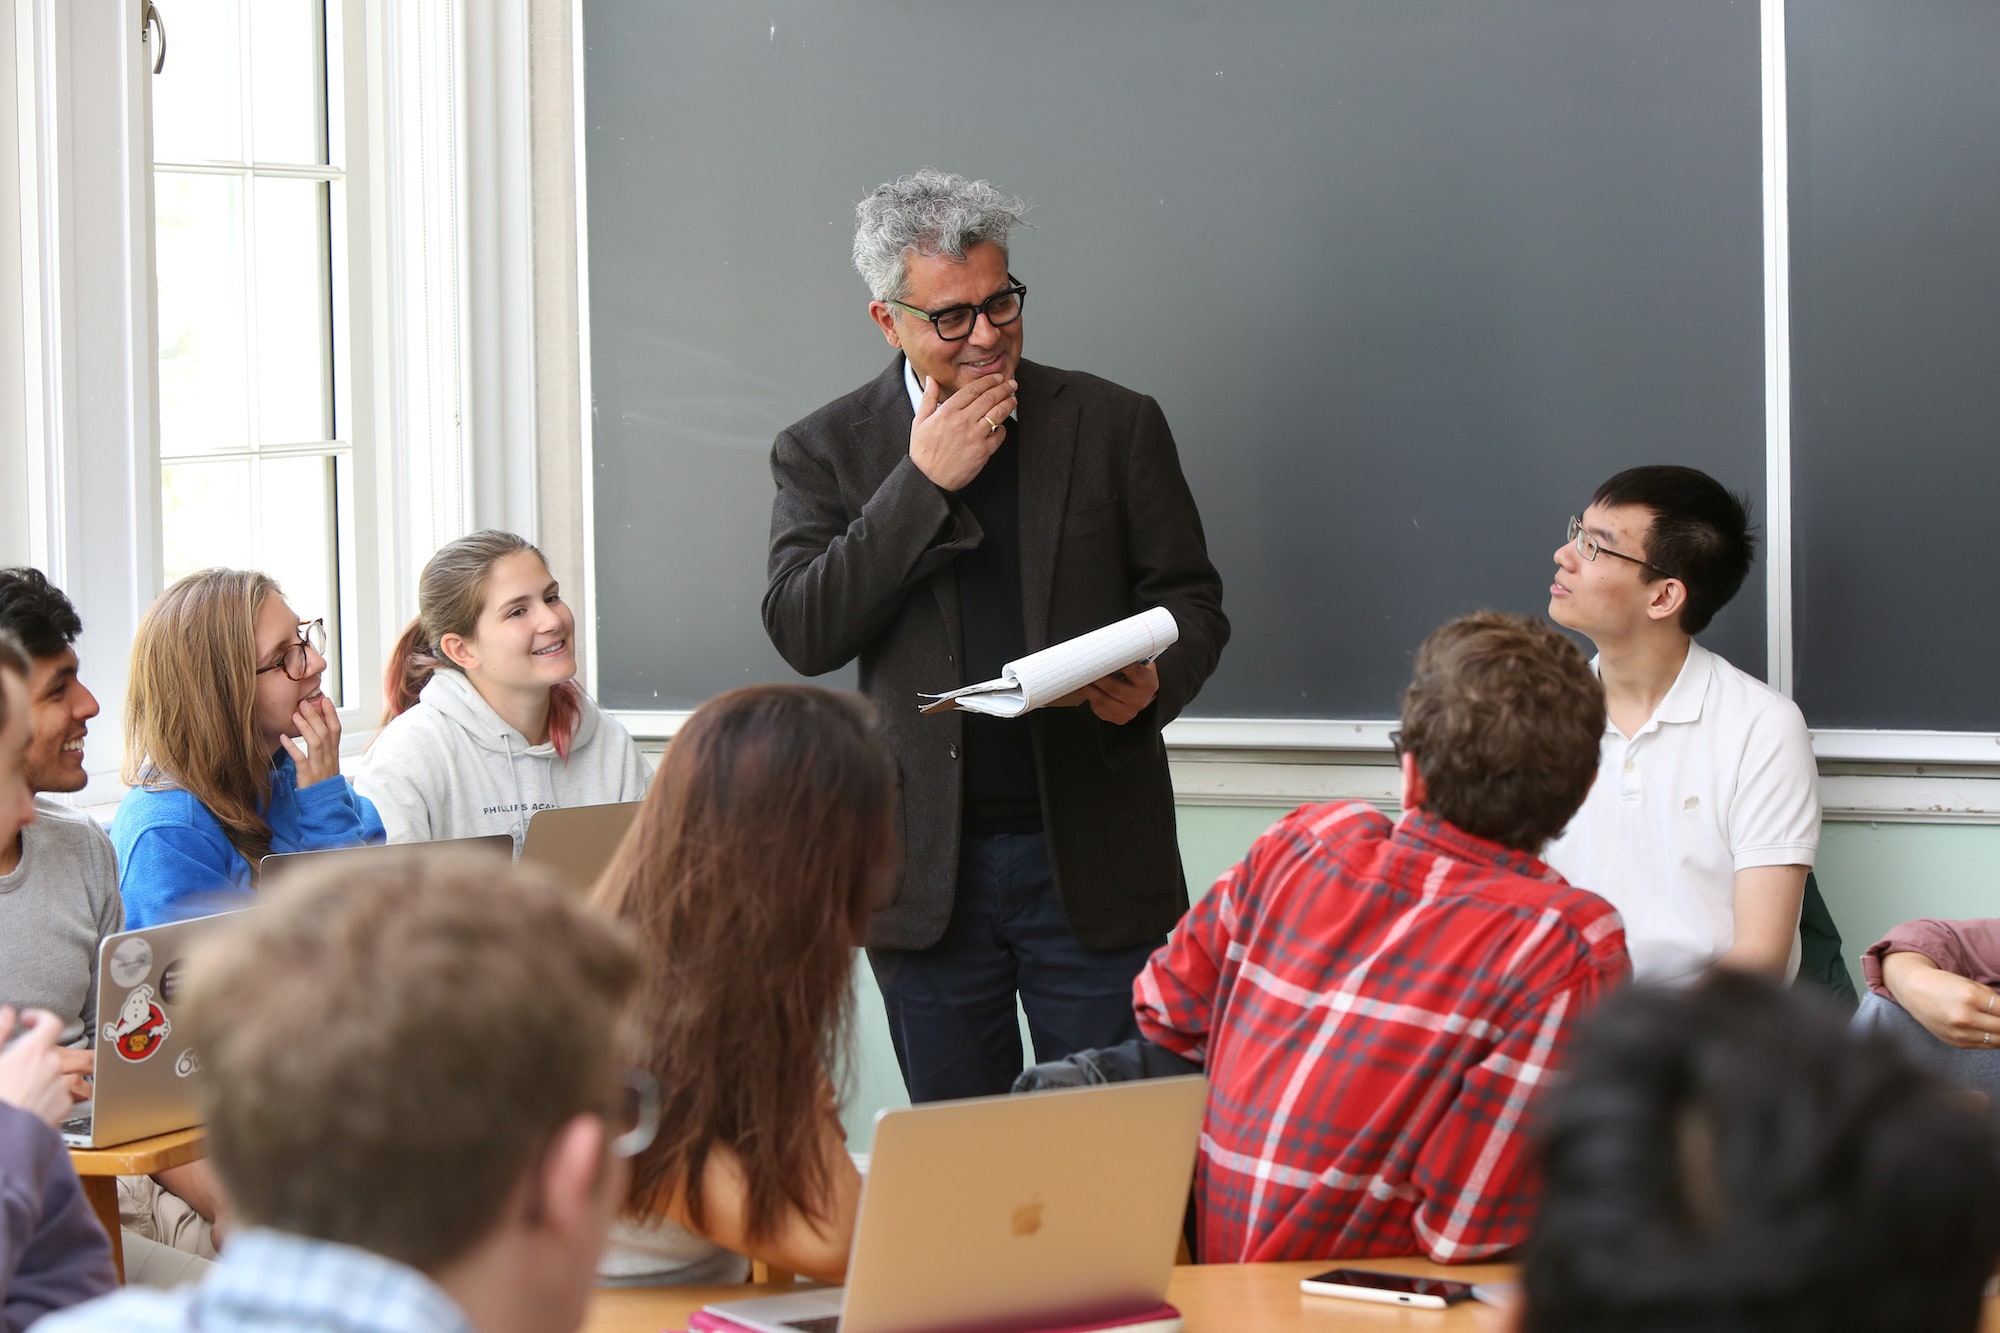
[1683,796,1701,811]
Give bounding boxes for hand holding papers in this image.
[920,608,1179,718]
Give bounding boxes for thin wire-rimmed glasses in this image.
[254,619,327,679]
[608,1068,661,1159]
[1566,517,1674,579]
[885,279,1027,341]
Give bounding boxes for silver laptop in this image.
[707,1076,1206,1333]
[61,912,241,1149]
[258,833,513,886]
[518,801,642,895]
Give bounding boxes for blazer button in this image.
[947,743,960,760]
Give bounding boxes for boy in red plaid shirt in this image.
[1135,612,1629,1264]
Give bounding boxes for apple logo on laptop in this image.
[1011,1195,1044,1238]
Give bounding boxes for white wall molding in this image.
[525,0,586,669]
[610,708,2000,823]
[457,0,537,541]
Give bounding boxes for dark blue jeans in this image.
[868,831,1165,1103]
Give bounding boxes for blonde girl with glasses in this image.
[357,531,646,851]
[112,570,384,927]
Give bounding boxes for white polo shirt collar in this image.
[1604,639,1712,740]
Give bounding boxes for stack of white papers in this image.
[919,608,1179,718]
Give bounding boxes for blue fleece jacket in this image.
[112,752,386,928]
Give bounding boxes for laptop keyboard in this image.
[783,1319,841,1333]
[60,1113,91,1138]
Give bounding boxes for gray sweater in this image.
[356,670,649,852]
[0,799,122,1048]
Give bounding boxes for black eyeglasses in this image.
[255,619,327,680]
[885,278,1027,341]
[1389,730,1404,758]
[1567,517,1674,580]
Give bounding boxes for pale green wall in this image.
[840,806,2000,1146]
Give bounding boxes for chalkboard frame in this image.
[565,0,2000,778]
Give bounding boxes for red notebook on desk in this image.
[685,1302,1184,1333]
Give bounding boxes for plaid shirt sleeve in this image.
[1132,855,1248,1065]
[1408,949,1625,1262]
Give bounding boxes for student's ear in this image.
[1399,751,1427,814]
[867,301,903,349]
[1645,576,1688,626]
[531,1113,613,1240]
[437,632,480,673]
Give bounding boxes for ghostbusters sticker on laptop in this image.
[108,936,153,988]
[103,984,172,1062]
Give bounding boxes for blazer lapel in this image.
[1014,361,1078,650]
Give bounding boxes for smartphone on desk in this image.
[1300,1267,1477,1309]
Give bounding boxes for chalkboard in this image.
[583,0,1769,719]
[1788,0,2000,731]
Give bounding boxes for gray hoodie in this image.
[356,669,649,851]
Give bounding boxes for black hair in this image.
[1522,972,2000,1333]
[0,629,28,729]
[0,567,83,659]
[1590,466,1754,635]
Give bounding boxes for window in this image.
[150,0,358,707]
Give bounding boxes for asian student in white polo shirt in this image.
[1542,465,1820,985]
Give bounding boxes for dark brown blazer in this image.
[763,356,1228,951]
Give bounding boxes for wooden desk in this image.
[584,1257,1515,1333]
[586,1255,2000,1333]
[67,1126,209,1282]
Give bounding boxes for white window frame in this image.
[0,0,527,809]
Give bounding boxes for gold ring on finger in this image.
[983,416,998,433]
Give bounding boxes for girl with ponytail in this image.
[357,531,646,848]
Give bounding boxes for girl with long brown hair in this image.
[357,530,645,849]
[112,570,383,926]
[592,684,893,1286]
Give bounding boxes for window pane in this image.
[162,456,347,708]
[259,455,344,708]
[254,178,333,445]
[150,0,244,163]
[161,459,254,582]
[249,0,328,165]
[157,174,249,457]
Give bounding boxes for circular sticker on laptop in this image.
[108,936,153,988]
[158,959,187,1005]
[102,984,171,1062]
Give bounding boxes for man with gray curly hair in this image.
[764,169,1229,1102]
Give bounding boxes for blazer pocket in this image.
[1062,497,1121,539]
